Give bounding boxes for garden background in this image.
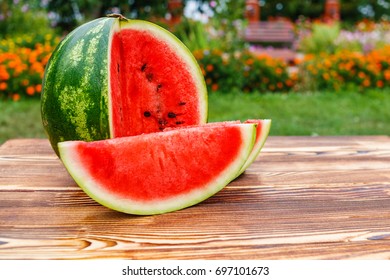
[1,0,390,144]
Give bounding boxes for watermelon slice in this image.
[58,123,257,215]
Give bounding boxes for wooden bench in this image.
[244,20,295,47]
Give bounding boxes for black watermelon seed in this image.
[178,101,186,106]
[143,111,151,117]
[167,112,176,118]
[146,73,153,82]
[175,121,184,125]
[141,63,147,72]
[117,63,120,73]
[156,84,162,92]
[158,119,168,125]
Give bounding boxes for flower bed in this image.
[1,23,389,102]
[193,49,296,93]
[298,46,390,92]
[0,35,58,101]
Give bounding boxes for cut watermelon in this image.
[58,123,256,215]
[41,16,207,156]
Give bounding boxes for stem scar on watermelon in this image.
[41,14,207,157]
[58,123,257,215]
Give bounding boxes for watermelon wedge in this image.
[58,123,257,215]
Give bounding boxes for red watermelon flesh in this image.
[58,123,256,215]
[163,119,272,175]
[109,21,207,138]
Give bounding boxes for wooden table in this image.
[1,136,390,260]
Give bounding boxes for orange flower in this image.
[206,64,214,72]
[21,79,29,86]
[35,84,42,93]
[211,83,219,91]
[193,50,204,60]
[31,62,44,74]
[324,59,332,68]
[322,73,330,80]
[245,58,254,66]
[0,82,7,90]
[211,49,222,56]
[12,93,21,101]
[376,80,384,88]
[384,70,390,81]
[362,79,371,87]
[0,67,10,80]
[26,86,35,96]
[275,68,283,75]
[285,79,294,87]
[8,60,18,69]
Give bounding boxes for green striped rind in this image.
[58,124,256,215]
[41,18,114,156]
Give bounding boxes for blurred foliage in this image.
[1,0,390,101]
[2,0,389,35]
[193,49,295,93]
[261,0,390,23]
[0,35,58,101]
[173,18,218,51]
[0,0,56,37]
[207,0,246,52]
[297,46,390,92]
[297,22,341,54]
[173,0,246,53]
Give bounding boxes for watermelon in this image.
[41,14,207,156]
[58,123,258,215]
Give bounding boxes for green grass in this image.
[1,90,389,145]
[0,99,46,144]
[208,90,390,136]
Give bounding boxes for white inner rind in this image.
[107,19,120,138]
[58,124,256,215]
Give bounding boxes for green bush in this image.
[173,19,220,52]
[193,49,296,93]
[0,2,57,39]
[297,46,390,92]
[297,22,340,54]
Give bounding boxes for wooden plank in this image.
[1,136,390,259]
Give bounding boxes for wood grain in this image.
[1,136,390,260]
